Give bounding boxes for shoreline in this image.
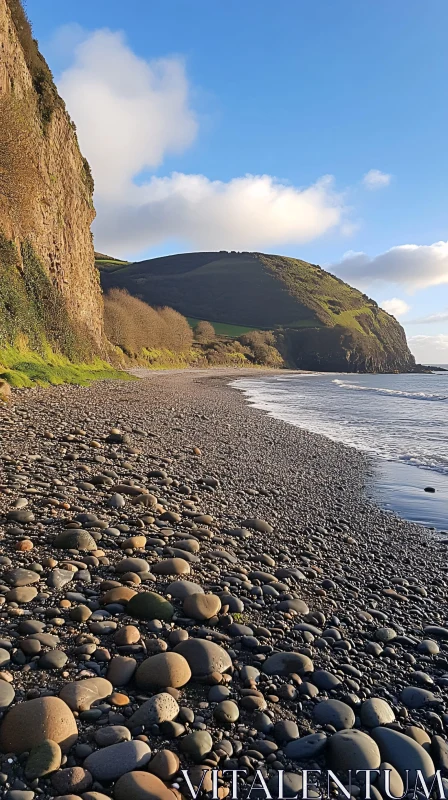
[0,371,446,795]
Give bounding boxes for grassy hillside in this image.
[99,250,416,373]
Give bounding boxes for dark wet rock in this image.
[54,529,97,551]
[127,591,174,621]
[328,729,381,771]
[262,651,313,676]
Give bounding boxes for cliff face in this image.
[0,0,103,350]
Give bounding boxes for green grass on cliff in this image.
[0,343,131,388]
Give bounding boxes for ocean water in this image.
[233,371,448,530]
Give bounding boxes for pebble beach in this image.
[0,369,446,800]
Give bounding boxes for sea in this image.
[232,369,448,531]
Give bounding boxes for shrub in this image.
[104,289,193,355]
[194,320,215,342]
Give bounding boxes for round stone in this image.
[127,592,174,621]
[314,699,355,730]
[213,700,239,723]
[148,749,180,781]
[262,651,313,676]
[25,739,62,779]
[183,593,222,621]
[400,686,437,709]
[107,655,136,686]
[328,729,381,771]
[114,625,140,645]
[5,568,40,587]
[115,557,150,573]
[166,581,204,600]
[84,740,151,781]
[39,650,68,670]
[174,638,232,677]
[51,766,92,794]
[0,697,78,754]
[284,733,327,761]
[94,726,131,747]
[372,726,436,782]
[54,529,97,551]
[59,678,112,711]
[180,731,213,762]
[6,587,38,604]
[101,587,137,605]
[360,698,395,727]
[114,771,176,800]
[0,681,15,709]
[127,693,179,728]
[276,599,309,614]
[241,518,273,533]
[135,652,191,689]
[152,558,190,576]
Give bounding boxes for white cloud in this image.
[59,29,198,197]
[380,298,411,318]
[409,310,448,324]
[363,169,392,190]
[93,173,346,255]
[58,29,349,256]
[408,335,448,364]
[333,241,448,291]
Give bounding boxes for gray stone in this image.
[84,740,151,781]
[127,693,179,728]
[360,698,395,727]
[328,729,381,771]
[284,733,327,761]
[262,651,313,676]
[174,638,232,677]
[314,699,355,730]
[372,726,435,782]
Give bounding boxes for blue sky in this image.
[28,0,448,361]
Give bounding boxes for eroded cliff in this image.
[0,0,103,353]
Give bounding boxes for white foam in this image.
[332,379,448,401]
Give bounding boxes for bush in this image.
[238,330,283,366]
[104,289,193,355]
[194,320,215,342]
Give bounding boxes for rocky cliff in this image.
[0,0,103,353]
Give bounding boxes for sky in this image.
[28,0,448,362]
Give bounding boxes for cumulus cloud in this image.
[380,298,411,318]
[363,169,391,190]
[58,29,348,256]
[93,173,346,255]
[408,335,448,363]
[409,310,448,324]
[333,241,448,291]
[59,29,198,197]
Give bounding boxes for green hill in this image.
[98,251,416,373]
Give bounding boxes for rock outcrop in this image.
[0,0,103,350]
